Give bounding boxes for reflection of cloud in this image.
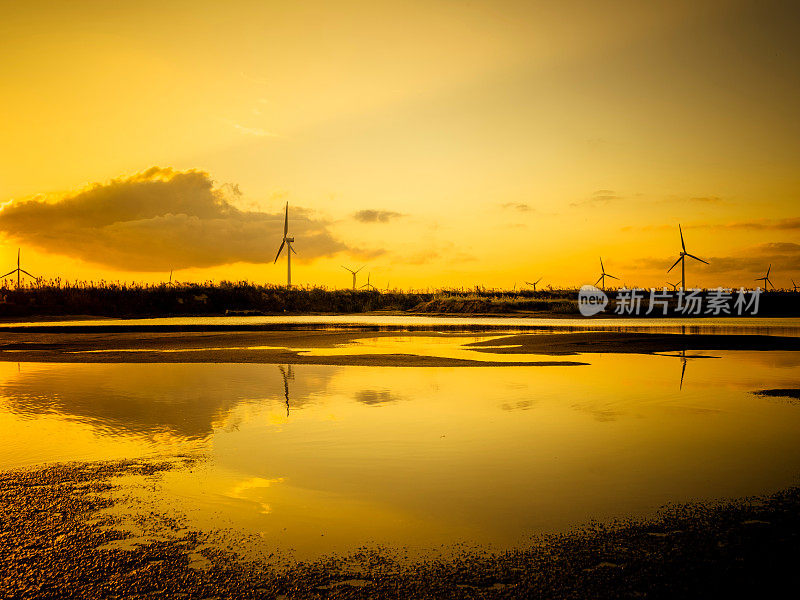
[0,167,351,271]
[0,363,332,441]
[354,389,403,406]
[501,400,535,411]
[353,209,404,223]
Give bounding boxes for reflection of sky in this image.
[2,351,800,558]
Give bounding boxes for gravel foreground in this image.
[1,459,799,599]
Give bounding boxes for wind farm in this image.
[2,2,800,599]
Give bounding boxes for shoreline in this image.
[2,457,799,599]
[1,330,799,366]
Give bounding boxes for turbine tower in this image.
[525,277,543,292]
[341,265,365,290]
[755,264,774,290]
[361,272,377,291]
[1,249,37,289]
[273,203,296,287]
[595,257,618,291]
[667,224,708,290]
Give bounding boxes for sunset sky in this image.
[1,0,798,290]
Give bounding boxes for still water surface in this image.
[2,337,800,559]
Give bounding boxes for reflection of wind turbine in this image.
[278,364,294,417]
[342,265,365,290]
[525,277,543,292]
[667,224,708,290]
[755,265,774,290]
[679,349,688,390]
[595,258,618,291]
[2,249,37,289]
[273,203,296,287]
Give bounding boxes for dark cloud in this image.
[571,190,620,207]
[0,167,357,271]
[500,202,532,212]
[631,243,800,275]
[353,209,404,223]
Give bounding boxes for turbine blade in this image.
[19,269,35,278]
[535,277,542,284]
[685,253,709,265]
[767,264,771,276]
[606,274,619,280]
[599,257,604,271]
[273,240,286,263]
[0,269,17,279]
[595,274,603,285]
[679,224,686,252]
[356,265,366,273]
[667,256,683,272]
[290,245,297,255]
[284,203,289,236]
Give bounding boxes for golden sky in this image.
[1,0,798,289]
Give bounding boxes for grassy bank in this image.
[0,281,798,318]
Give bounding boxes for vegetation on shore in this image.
[0,280,797,318]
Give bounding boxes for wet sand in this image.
[1,330,799,366]
[2,458,799,599]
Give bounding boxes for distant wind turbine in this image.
[361,273,377,291]
[1,249,37,289]
[666,281,679,291]
[525,277,543,292]
[755,264,774,290]
[792,279,798,292]
[273,203,296,287]
[342,265,365,290]
[667,224,708,290]
[595,258,618,291]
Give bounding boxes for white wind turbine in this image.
[595,257,618,291]
[755,264,774,290]
[667,224,708,290]
[525,277,543,292]
[273,203,296,287]
[342,265,365,290]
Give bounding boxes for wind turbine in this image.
[2,249,37,289]
[273,203,296,287]
[342,265,365,290]
[595,257,618,291]
[666,281,679,291]
[755,264,774,290]
[525,277,543,292]
[792,279,798,292]
[667,224,708,290]
[361,273,377,291]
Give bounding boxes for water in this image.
[2,335,800,559]
[3,315,800,336]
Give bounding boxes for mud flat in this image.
[2,458,799,599]
[1,330,799,366]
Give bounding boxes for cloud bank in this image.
[0,167,353,271]
[353,209,404,223]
